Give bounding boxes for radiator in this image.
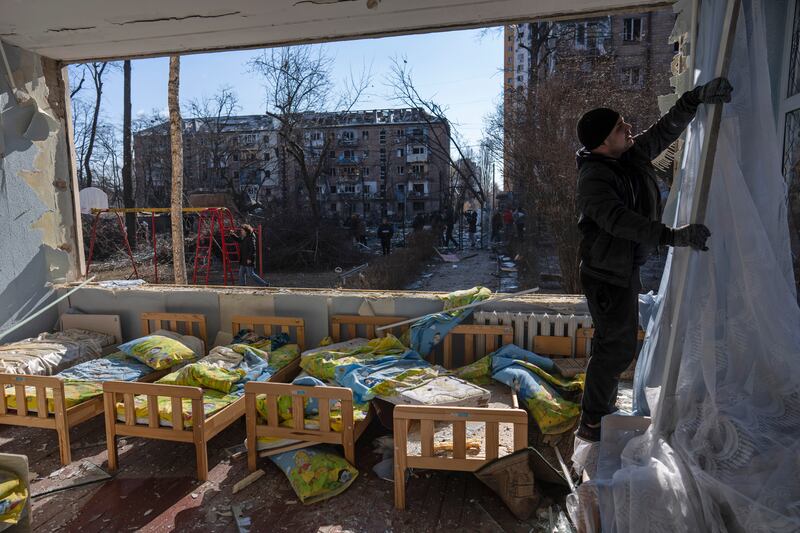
[474,310,593,357]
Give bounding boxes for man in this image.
[502,207,514,241]
[575,77,732,441]
[491,210,503,242]
[229,224,268,287]
[377,217,394,256]
[466,210,478,248]
[513,207,526,241]
[443,209,459,248]
[412,213,425,232]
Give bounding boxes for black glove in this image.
[670,224,711,250]
[693,77,733,104]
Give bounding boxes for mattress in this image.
[0,329,117,376]
[4,381,104,414]
[404,382,518,460]
[58,352,154,382]
[384,374,491,407]
[115,390,237,428]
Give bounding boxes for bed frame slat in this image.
[147,395,159,428]
[420,419,434,458]
[15,386,27,416]
[292,395,305,430]
[318,398,330,433]
[171,397,183,430]
[35,385,48,418]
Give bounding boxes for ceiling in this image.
[0,0,671,63]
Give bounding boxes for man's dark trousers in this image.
[580,272,639,426]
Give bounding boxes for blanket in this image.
[409,286,491,357]
[490,344,584,434]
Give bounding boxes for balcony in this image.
[338,137,359,147]
[337,155,363,165]
[406,152,428,163]
[405,132,428,143]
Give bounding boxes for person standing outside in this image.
[443,209,459,249]
[229,224,268,287]
[574,78,731,441]
[466,210,478,248]
[377,217,394,256]
[502,207,514,241]
[491,210,503,243]
[513,207,526,241]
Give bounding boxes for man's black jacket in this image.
[378,223,394,241]
[576,91,701,288]
[232,231,257,266]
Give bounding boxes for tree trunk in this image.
[122,60,136,248]
[168,56,187,284]
[84,63,106,188]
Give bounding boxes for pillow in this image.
[0,469,27,525]
[269,447,358,504]
[152,330,205,356]
[156,362,245,393]
[118,335,196,370]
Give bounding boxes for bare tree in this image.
[248,45,370,221]
[83,62,119,188]
[188,86,240,186]
[504,55,660,292]
[133,110,171,207]
[169,56,187,284]
[122,60,136,247]
[386,57,486,211]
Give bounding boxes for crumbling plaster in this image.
[0,44,81,341]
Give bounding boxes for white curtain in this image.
[593,1,800,531]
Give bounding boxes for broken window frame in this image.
[780,0,800,184]
[623,17,643,42]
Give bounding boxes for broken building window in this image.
[623,18,643,42]
[621,66,642,87]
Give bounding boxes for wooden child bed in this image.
[245,314,405,470]
[104,315,305,481]
[392,323,529,510]
[0,312,206,465]
[245,319,523,481]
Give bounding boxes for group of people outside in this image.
[491,207,526,243]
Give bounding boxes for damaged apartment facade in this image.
[132,107,449,221]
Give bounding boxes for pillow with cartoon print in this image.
[118,335,196,370]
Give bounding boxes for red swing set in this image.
[84,207,264,285]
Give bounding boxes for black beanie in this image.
[577,108,620,150]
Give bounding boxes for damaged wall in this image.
[0,44,82,341]
[58,285,589,348]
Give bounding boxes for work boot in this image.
[474,448,539,520]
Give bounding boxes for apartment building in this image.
[502,8,677,188]
[133,115,279,208]
[133,108,449,221]
[297,108,449,222]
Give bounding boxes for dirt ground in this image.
[405,246,502,293]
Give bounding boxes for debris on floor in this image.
[232,469,265,494]
[32,461,111,498]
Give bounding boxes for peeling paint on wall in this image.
[0,44,79,340]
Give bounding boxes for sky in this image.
[82,27,504,152]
